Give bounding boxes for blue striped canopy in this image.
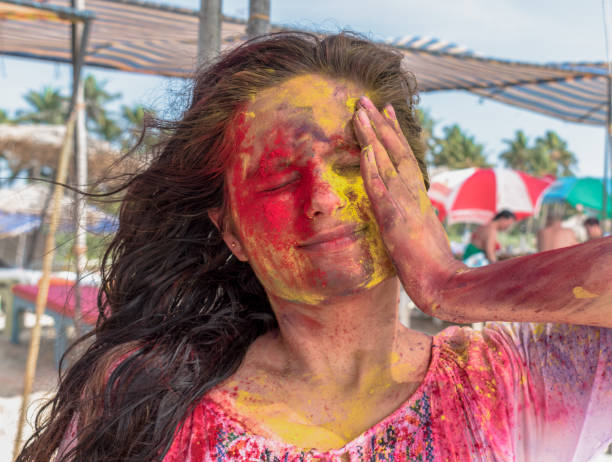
[0,0,609,126]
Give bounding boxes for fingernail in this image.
[357,108,370,125]
[383,104,397,120]
[359,95,375,110]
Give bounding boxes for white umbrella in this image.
[428,167,554,224]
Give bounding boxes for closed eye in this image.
[260,176,300,193]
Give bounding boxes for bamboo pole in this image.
[12,115,76,461]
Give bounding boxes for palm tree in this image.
[0,109,10,123]
[83,75,121,141]
[499,130,532,172]
[120,103,158,150]
[534,131,577,177]
[15,86,68,124]
[526,145,557,177]
[431,124,489,169]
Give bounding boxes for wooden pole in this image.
[72,0,87,341]
[12,116,76,461]
[247,0,270,38]
[197,0,221,65]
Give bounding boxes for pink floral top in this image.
[163,323,612,462]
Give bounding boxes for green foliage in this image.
[119,103,158,151]
[499,130,577,177]
[54,229,112,269]
[16,86,68,124]
[0,108,10,123]
[431,124,490,168]
[416,108,436,158]
[534,131,577,176]
[83,75,122,141]
[11,75,127,144]
[499,130,532,171]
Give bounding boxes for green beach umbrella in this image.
[542,177,612,217]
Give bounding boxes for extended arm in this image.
[353,97,612,328]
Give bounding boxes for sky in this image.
[1,0,611,176]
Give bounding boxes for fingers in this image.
[360,144,404,231]
[355,98,406,166]
[356,97,423,182]
[354,97,434,229]
[355,109,398,184]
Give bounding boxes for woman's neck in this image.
[262,277,430,392]
[211,277,433,449]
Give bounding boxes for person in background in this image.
[462,210,516,266]
[584,217,604,240]
[537,214,579,251]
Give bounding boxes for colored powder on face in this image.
[319,158,395,288]
[226,74,396,303]
[345,96,359,112]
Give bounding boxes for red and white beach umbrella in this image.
[428,168,554,224]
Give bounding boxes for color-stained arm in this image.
[353,96,612,327]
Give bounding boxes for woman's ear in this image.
[207,208,249,262]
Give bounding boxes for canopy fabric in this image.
[0,0,93,23]
[386,37,608,126]
[0,0,608,126]
[0,0,257,76]
[469,71,607,125]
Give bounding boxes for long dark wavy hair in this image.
[17,31,427,462]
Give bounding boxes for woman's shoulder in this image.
[431,323,526,375]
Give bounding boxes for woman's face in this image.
[224,74,395,304]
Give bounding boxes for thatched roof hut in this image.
[0,123,126,183]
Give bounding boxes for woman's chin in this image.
[265,264,396,305]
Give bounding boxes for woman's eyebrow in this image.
[246,149,296,179]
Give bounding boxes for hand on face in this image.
[352,96,460,311]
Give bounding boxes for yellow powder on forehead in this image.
[250,74,365,136]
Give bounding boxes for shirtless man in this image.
[537,214,579,251]
[463,210,516,263]
[584,217,604,240]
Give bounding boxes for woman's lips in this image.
[297,224,367,251]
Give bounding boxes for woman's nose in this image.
[303,166,346,219]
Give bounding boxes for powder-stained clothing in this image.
[164,323,612,462]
